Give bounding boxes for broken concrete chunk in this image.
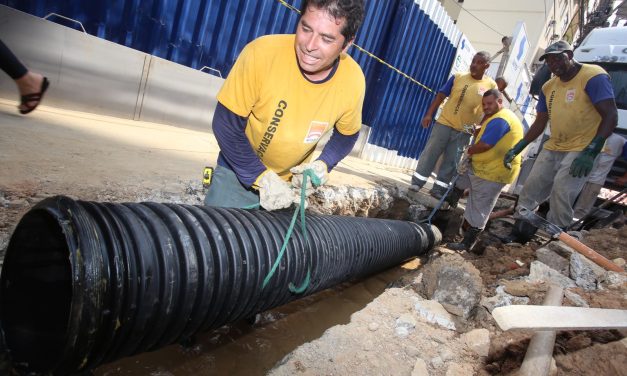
[600,271,627,289]
[564,289,590,308]
[528,261,576,289]
[461,328,490,357]
[536,247,569,276]
[432,265,483,319]
[480,285,530,312]
[570,253,606,291]
[414,300,456,330]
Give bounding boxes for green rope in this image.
[262,169,319,293]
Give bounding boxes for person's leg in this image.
[431,130,471,196]
[448,175,504,252]
[573,182,603,219]
[411,123,451,188]
[515,149,560,214]
[547,151,591,227]
[204,165,260,208]
[0,39,27,79]
[506,149,561,243]
[464,175,505,230]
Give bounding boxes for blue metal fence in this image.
[3,0,459,160]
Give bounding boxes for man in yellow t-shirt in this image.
[410,52,497,199]
[204,0,366,211]
[503,40,618,243]
[446,89,524,252]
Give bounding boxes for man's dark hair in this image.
[300,0,365,43]
[483,88,502,99]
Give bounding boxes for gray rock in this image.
[411,358,429,376]
[528,261,576,289]
[570,253,605,291]
[481,285,530,312]
[600,271,627,289]
[461,328,490,357]
[421,254,483,319]
[536,247,569,276]
[564,289,589,307]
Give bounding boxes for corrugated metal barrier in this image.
[3,0,465,167]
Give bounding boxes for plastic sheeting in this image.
[3,0,462,160]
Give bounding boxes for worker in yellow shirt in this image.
[204,0,366,211]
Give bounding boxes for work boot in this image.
[445,186,464,208]
[447,226,482,252]
[500,219,538,244]
[429,186,447,200]
[409,177,425,192]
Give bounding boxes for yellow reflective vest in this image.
[471,108,524,184]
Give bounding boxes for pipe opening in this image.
[1,209,72,372]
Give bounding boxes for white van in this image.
[574,27,627,132]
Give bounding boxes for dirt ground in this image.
[1,101,626,375]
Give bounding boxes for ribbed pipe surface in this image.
[0,196,440,375]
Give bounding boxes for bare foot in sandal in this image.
[15,71,49,114]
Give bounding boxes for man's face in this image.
[295,6,351,81]
[469,54,489,78]
[482,94,502,117]
[544,53,572,77]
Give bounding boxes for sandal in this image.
[19,77,49,115]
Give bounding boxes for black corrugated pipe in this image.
[0,196,441,375]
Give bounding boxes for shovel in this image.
[518,207,623,273]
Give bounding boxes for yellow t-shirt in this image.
[437,73,497,131]
[542,64,609,151]
[472,108,524,184]
[217,34,366,180]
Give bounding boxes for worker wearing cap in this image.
[409,52,497,199]
[204,0,366,211]
[502,40,618,243]
[446,89,524,252]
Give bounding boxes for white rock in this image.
[612,258,626,268]
[414,300,456,330]
[368,322,380,332]
[461,328,490,357]
[480,285,530,312]
[564,289,589,307]
[528,261,576,289]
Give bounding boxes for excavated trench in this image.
[0,188,448,375]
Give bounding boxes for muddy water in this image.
[96,259,421,376]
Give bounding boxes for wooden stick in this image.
[557,232,623,273]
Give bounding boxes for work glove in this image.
[290,160,329,197]
[257,170,297,211]
[569,135,605,178]
[503,139,529,169]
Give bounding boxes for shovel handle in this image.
[557,232,623,273]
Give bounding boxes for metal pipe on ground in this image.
[517,285,564,376]
[0,196,441,375]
